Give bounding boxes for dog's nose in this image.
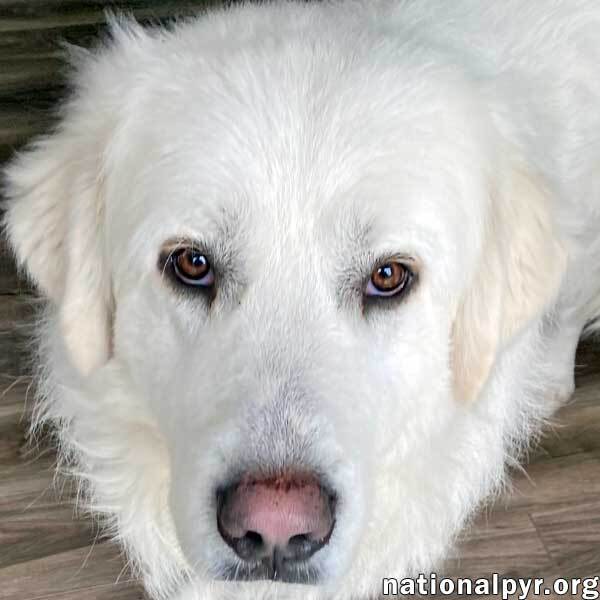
[217,472,335,572]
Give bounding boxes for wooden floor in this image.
[0,2,599,599]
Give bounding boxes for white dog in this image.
[3,1,600,599]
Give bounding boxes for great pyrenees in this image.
[3,1,600,599]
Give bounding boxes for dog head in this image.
[3,7,566,599]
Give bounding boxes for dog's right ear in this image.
[3,123,112,375]
[3,18,151,375]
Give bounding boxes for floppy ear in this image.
[451,163,567,402]
[3,125,112,375]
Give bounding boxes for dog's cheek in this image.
[112,286,188,413]
[369,301,453,424]
[346,308,458,563]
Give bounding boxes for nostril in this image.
[228,530,265,561]
[286,533,319,561]
[245,530,263,546]
[289,533,310,545]
[241,530,266,557]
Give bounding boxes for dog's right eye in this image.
[170,248,215,287]
[365,260,414,299]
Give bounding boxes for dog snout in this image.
[217,472,336,581]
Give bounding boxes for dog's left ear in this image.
[451,161,568,403]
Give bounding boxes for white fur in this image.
[3,1,600,599]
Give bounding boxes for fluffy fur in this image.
[3,1,600,599]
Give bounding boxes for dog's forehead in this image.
[104,24,491,275]
[108,138,475,281]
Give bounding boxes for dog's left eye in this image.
[365,261,412,297]
[171,248,215,287]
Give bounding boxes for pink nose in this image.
[217,472,335,569]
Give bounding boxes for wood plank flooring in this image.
[0,2,599,598]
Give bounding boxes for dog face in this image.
[3,7,566,599]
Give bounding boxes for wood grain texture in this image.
[0,0,219,162]
[0,2,599,599]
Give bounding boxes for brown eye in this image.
[366,261,411,297]
[172,248,215,287]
